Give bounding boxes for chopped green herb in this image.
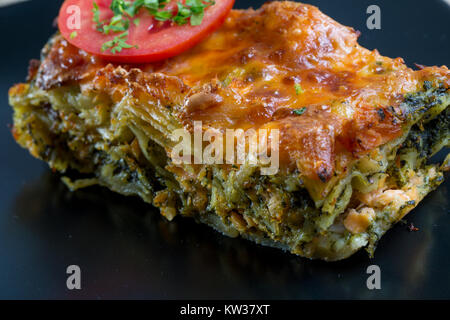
[190,12,204,26]
[92,0,215,54]
[153,10,173,21]
[294,83,304,95]
[222,77,231,87]
[110,0,127,15]
[101,31,138,54]
[93,2,101,29]
[293,107,307,115]
[70,31,78,39]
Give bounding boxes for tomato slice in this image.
[58,0,234,63]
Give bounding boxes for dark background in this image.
[0,0,449,299]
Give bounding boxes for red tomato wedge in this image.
[58,0,234,63]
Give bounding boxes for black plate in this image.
[0,0,449,299]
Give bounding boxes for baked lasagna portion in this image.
[9,1,449,260]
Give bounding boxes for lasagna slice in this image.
[9,1,449,260]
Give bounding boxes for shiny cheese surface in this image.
[33,1,449,182]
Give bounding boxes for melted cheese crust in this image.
[33,1,449,182]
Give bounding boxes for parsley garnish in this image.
[173,0,214,25]
[293,107,307,116]
[93,0,215,54]
[93,2,101,28]
[70,31,78,39]
[294,83,303,95]
[101,31,138,53]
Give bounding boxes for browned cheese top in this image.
[30,1,449,182]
